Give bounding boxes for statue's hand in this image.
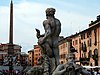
[52,64,66,75]
[35,28,40,33]
[35,28,40,39]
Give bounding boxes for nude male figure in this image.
[42,8,61,66]
[36,8,61,67]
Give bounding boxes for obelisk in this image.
[9,0,13,44]
[8,0,14,55]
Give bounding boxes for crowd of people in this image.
[0,69,20,75]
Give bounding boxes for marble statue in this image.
[36,8,61,75]
[33,8,91,75]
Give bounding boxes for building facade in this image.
[0,43,21,65]
[28,49,34,66]
[20,52,28,66]
[71,15,100,66]
[28,16,100,67]
[33,45,41,66]
[59,37,71,64]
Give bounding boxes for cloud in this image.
[0,1,92,52]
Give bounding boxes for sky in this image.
[0,0,100,53]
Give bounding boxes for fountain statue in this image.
[27,8,91,75]
[35,7,61,75]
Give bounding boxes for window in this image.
[35,50,38,52]
[35,58,37,60]
[39,49,41,52]
[83,33,85,39]
[75,40,78,45]
[73,41,74,45]
[63,44,66,48]
[66,42,68,47]
[63,54,66,58]
[61,45,63,49]
[94,29,97,45]
[89,38,92,47]
[81,43,84,50]
[61,61,63,64]
[36,54,38,56]
[87,40,89,46]
[82,42,87,52]
[87,32,89,38]
[39,54,40,56]
[81,34,83,39]
[60,54,66,59]
[60,55,63,59]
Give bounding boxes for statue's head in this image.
[45,8,56,17]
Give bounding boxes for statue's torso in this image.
[43,18,61,44]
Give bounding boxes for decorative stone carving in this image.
[52,53,91,75]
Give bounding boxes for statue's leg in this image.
[45,43,53,58]
[53,47,60,66]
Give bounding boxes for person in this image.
[36,8,61,67]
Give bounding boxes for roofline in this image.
[70,20,100,37]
